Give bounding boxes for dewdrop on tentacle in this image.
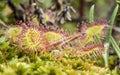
[5,22,46,53]
[21,28,44,52]
[43,31,62,43]
[5,21,68,53]
[5,21,108,59]
[6,26,22,43]
[69,21,109,59]
[79,21,108,38]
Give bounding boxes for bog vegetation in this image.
[0,0,120,75]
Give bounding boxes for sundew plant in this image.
[0,0,120,75]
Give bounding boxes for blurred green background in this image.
[0,0,117,24]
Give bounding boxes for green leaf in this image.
[103,4,119,67]
[89,5,95,23]
[106,4,119,42]
[110,36,120,58]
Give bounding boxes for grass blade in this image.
[110,36,120,58]
[106,4,119,42]
[89,5,95,22]
[103,4,119,67]
[109,4,119,25]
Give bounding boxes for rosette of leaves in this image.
[5,22,66,53]
[62,21,109,59]
[5,20,109,60]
